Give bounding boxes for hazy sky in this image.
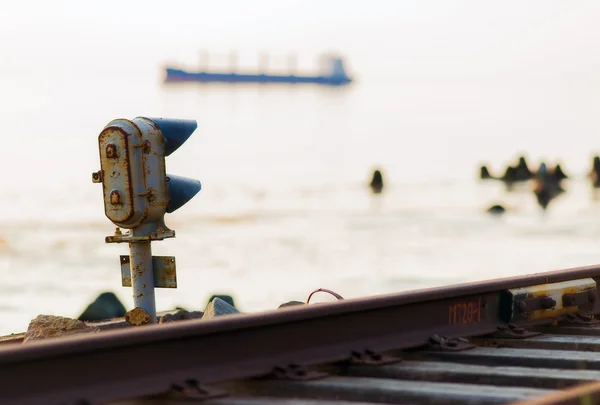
[2,0,600,177]
[2,0,598,79]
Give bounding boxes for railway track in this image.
[4,265,600,405]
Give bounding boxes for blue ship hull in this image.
[164,68,352,86]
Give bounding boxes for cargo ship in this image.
[164,52,353,86]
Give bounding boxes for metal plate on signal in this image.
[500,278,597,323]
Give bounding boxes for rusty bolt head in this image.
[541,296,556,309]
[517,301,527,312]
[106,144,118,158]
[125,307,152,326]
[110,190,122,205]
[563,295,576,306]
[91,171,103,184]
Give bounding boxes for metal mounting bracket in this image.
[120,255,177,288]
[558,312,600,326]
[427,334,475,352]
[156,380,227,401]
[348,349,402,365]
[263,364,329,381]
[487,324,541,339]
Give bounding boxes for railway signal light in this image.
[92,117,201,323]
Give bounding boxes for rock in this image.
[207,294,236,308]
[369,169,384,194]
[24,315,100,343]
[159,309,204,324]
[486,204,506,215]
[78,292,127,322]
[125,307,152,326]
[278,301,305,309]
[554,164,568,181]
[479,165,492,180]
[202,297,240,320]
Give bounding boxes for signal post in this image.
[92,117,201,323]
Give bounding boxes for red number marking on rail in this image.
[448,297,482,325]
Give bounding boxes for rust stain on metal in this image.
[105,143,118,158]
[120,255,176,288]
[125,307,152,326]
[121,255,132,287]
[504,278,597,322]
[91,170,102,183]
[97,126,136,224]
[109,190,122,205]
[148,120,161,131]
[155,256,177,288]
[142,140,151,154]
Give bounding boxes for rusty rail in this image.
[2,264,600,404]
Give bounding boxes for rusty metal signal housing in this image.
[93,117,201,241]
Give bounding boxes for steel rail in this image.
[1,264,600,405]
[509,380,600,405]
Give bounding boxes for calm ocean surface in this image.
[1,1,600,334]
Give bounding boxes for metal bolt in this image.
[541,296,556,309]
[446,339,458,347]
[509,324,525,334]
[517,301,527,312]
[106,143,118,158]
[110,190,122,205]
[429,334,441,344]
[91,171,102,183]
